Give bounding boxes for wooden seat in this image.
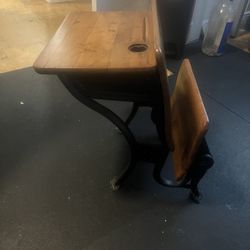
[33,0,213,202]
[171,59,209,181]
[151,1,213,202]
[153,55,213,201]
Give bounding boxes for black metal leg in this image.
[151,104,166,145]
[59,75,137,190]
[153,148,171,186]
[188,139,214,203]
[125,103,139,125]
[135,143,165,163]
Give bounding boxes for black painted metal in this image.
[125,103,139,125]
[151,103,166,146]
[152,138,213,194]
[135,143,165,164]
[187,139,214,203]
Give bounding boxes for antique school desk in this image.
[33,10,213,201]
[33,11,162,189]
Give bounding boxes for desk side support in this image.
[58,74,138,189]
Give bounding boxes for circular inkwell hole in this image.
[128,43,148,52]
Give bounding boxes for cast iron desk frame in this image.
[34,11,213,202]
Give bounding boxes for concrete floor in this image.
[0,0,91,73]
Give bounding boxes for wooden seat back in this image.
[171,59,209,181]
[151,1,209,181]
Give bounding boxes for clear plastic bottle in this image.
[202,0,234,56]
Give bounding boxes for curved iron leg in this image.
[125,103,139,125]
[59,76,137,189]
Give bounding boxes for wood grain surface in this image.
[33,11,156,74]
[171,59,209,181]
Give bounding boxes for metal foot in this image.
[110,156,136,190]
[189,190,203,204]
[110,176,120,191]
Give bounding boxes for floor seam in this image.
[203,91,250,125]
